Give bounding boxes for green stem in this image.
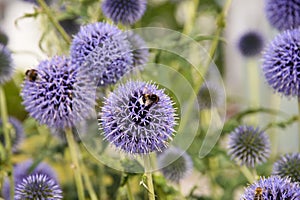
[98,164,108,200]
[126,178,134,200]
[65,128,85,200]
[239,165,255,183]
[36,0,71,45]
[81,161,98,200]
[0,86,14,198]
[144,156,155,200]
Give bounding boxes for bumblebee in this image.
[25,69,38,82]
[254,187,263,200]
[138,93,159,109]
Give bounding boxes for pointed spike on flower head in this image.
[227,125,271,168]
[70,22,133,86]
[21,56,95,129]
[241,176,300,200]
[15,174,63,200]
[99,80,177,154]
[157,147,193,183]
[273,153,300,183]
[262,28,300,98]
[102,0,147,25]
[265,0,300,31]
[0,44,13,85]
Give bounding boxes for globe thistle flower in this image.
[102,0,147,25]
[262,28,300,98]
[0,44,13,85]
[126,31,149,68]
[59,17,80,36]
[0,117,24,152]
[228,125,270,168]
[241,176,300,200]
[265,0,300,31]
[273,153,300,183]
[0,29,8,45]
[21,56,95,129]
[157,147,193,183]
[197,82,224,110]
[15,174,63,200]
[100,81,177,154]
[2,160,57,200]
[70,22,133,86]
[237,31,264,57]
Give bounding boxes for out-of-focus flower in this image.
[237,31,264,57]
[59,17,80,36]
[157,147,193,183]
[273,153,300,183]
[126,31,149,68]
[241,176,300,200]
[228,125,270,168]
[0,29,8,45]
[21,56,95,129]
[70,22,133,86]
[262,28,300,98]
[0,117,24,152]
[197,82,224,109]
[102,0,147,25]
[265,0,300,31]
[0,44,13,85]
[100,80,177,154]
[15,174,63,200]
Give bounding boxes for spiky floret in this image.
[70,22,133,86]
[100,80,177,154]
[265,0,300,31]
[15,174,63,200]
[228,125,270,168]
[262,28,300,98]
[241,176,300,200]
[157,147,193,183]
[273,153,300,183]
[21,56,95,129]
[102,0,147,25]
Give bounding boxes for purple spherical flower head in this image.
[15,174,63,200]
[273,153,300,183]
[59,17,80,36]
[21,56,95,129]
[237,31,264,57]
[102,0,147,25]
[241,176,300,200]
[70,22,133,86]
[265,0,300,31]
[228,125,271,168]
[2,160,58,200]
[0,44,13,85]
[0,29,8,46]
[126,31,149,68]
[0,117,24,152]
[100,81,177,154]
[263,28,300,98]
[157,147,193,183]
[197,82,224,110]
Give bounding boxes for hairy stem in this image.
[65,128,85,200]
[0,86,14,198]
[37,0,71,45]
